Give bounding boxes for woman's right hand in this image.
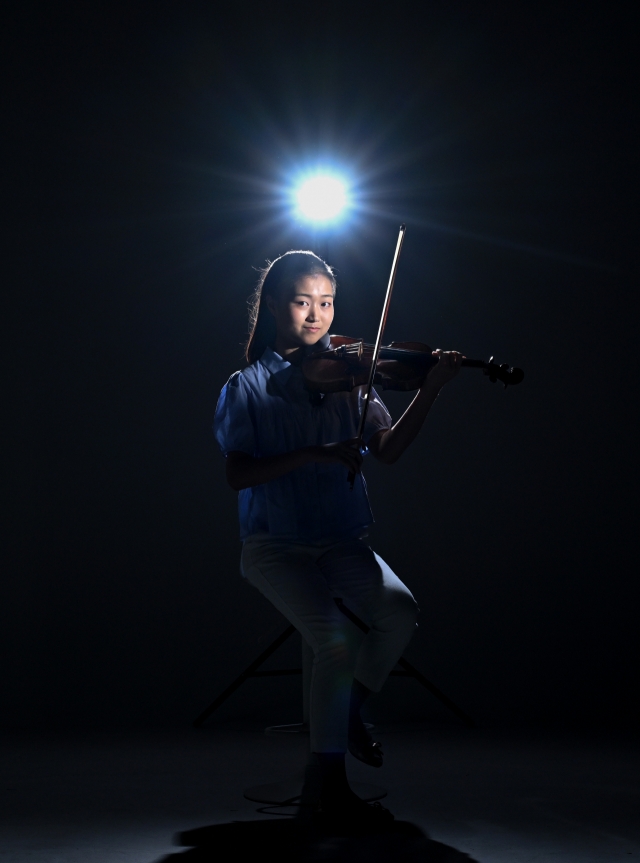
[309,438,363,474]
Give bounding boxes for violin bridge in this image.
[335,341,364,360]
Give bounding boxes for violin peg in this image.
[483,356,497,383]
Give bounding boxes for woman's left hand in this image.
[424,349,464,390]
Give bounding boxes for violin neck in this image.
[377,345,488,370]
[461,358,488,370]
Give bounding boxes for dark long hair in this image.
[245,250,336,364]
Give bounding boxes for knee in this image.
[385,590,419,632]
[402,593,420,629]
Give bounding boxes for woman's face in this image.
[268,274,335,354]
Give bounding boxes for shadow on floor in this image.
[154,818,480,862]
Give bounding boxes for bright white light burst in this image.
[295,175,348,223]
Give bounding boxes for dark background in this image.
[4,2,637,731]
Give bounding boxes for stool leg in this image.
[193,625,296,727]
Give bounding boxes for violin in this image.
[326,224,523,487]
[302,334,524,393]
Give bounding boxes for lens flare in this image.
[295,175,348,223]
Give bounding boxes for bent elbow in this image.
[225,450,257,491]
[371,446,399,466]
[382,452,400,465]
[225,467,246,491]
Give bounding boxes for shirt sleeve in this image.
[213,371,257,456]
[359,386,393,444]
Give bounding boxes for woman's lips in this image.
[304,327,320,333]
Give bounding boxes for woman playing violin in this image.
[213,250,462,828]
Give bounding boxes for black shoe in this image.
[348,737,384,767]
[348,723,384,768]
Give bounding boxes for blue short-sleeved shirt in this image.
[214,346,393,542]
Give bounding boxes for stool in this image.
[193,600,473,806]
[193,599,474,730]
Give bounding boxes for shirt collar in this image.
[260,346,293,380]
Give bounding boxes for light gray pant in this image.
[241,535,419,753]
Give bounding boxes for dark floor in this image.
[1,723,638,862]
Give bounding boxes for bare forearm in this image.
[226,438,364,490]
[370,349,463,464]
[226,449,314,490]
[372,380,442,464]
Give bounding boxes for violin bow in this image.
[348,224,407,489]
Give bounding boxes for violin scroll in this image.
[484,357,525,388]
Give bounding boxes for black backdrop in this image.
[4,2,637,730]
